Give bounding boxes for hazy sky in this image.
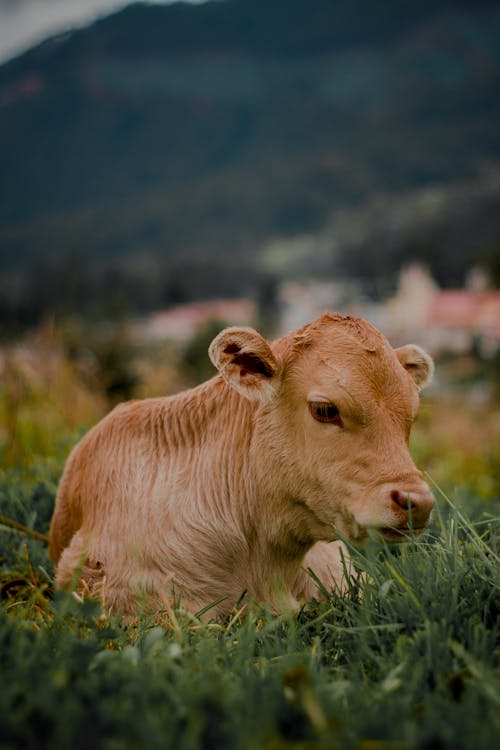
[0,0,204,63]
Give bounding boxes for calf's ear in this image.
[209,327,279,402]
[396,344,434,390]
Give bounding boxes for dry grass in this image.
[412,396,500,498]
[0,321,185,468]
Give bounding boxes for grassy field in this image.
[0,459,498,750]
[1,338,499,749]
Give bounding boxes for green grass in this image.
[0,461,499,750]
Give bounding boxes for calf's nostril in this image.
[391,489,416,510]
[390,487,435,519]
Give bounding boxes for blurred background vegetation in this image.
[1,0,500,325]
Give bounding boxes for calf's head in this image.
[209,314,435,544]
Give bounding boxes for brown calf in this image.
[50,314,434,616]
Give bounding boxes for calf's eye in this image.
[308,401,343,426]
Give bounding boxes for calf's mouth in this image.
[376,525,426,542]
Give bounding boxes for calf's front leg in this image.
[293,540,353,602]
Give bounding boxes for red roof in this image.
[427,291,500,337]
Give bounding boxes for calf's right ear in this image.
[209,327,280,402]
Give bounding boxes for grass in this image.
[0,457,499,750]
[1,333,499,748]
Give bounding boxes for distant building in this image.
[387,265,439,336]
[426,289,500,357]
[277,281,345,335]
[274,264,500,358]
[135,266,499,356]
[386,265,500,356]
[136,299,256,343]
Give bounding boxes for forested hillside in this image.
[1,0,500,326]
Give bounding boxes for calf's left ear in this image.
[209,327,280,402]
[395,345,434,390]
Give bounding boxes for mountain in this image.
[1,0,500,326]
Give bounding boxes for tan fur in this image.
[50,313,434,617]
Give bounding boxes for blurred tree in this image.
[181,320,223,384]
